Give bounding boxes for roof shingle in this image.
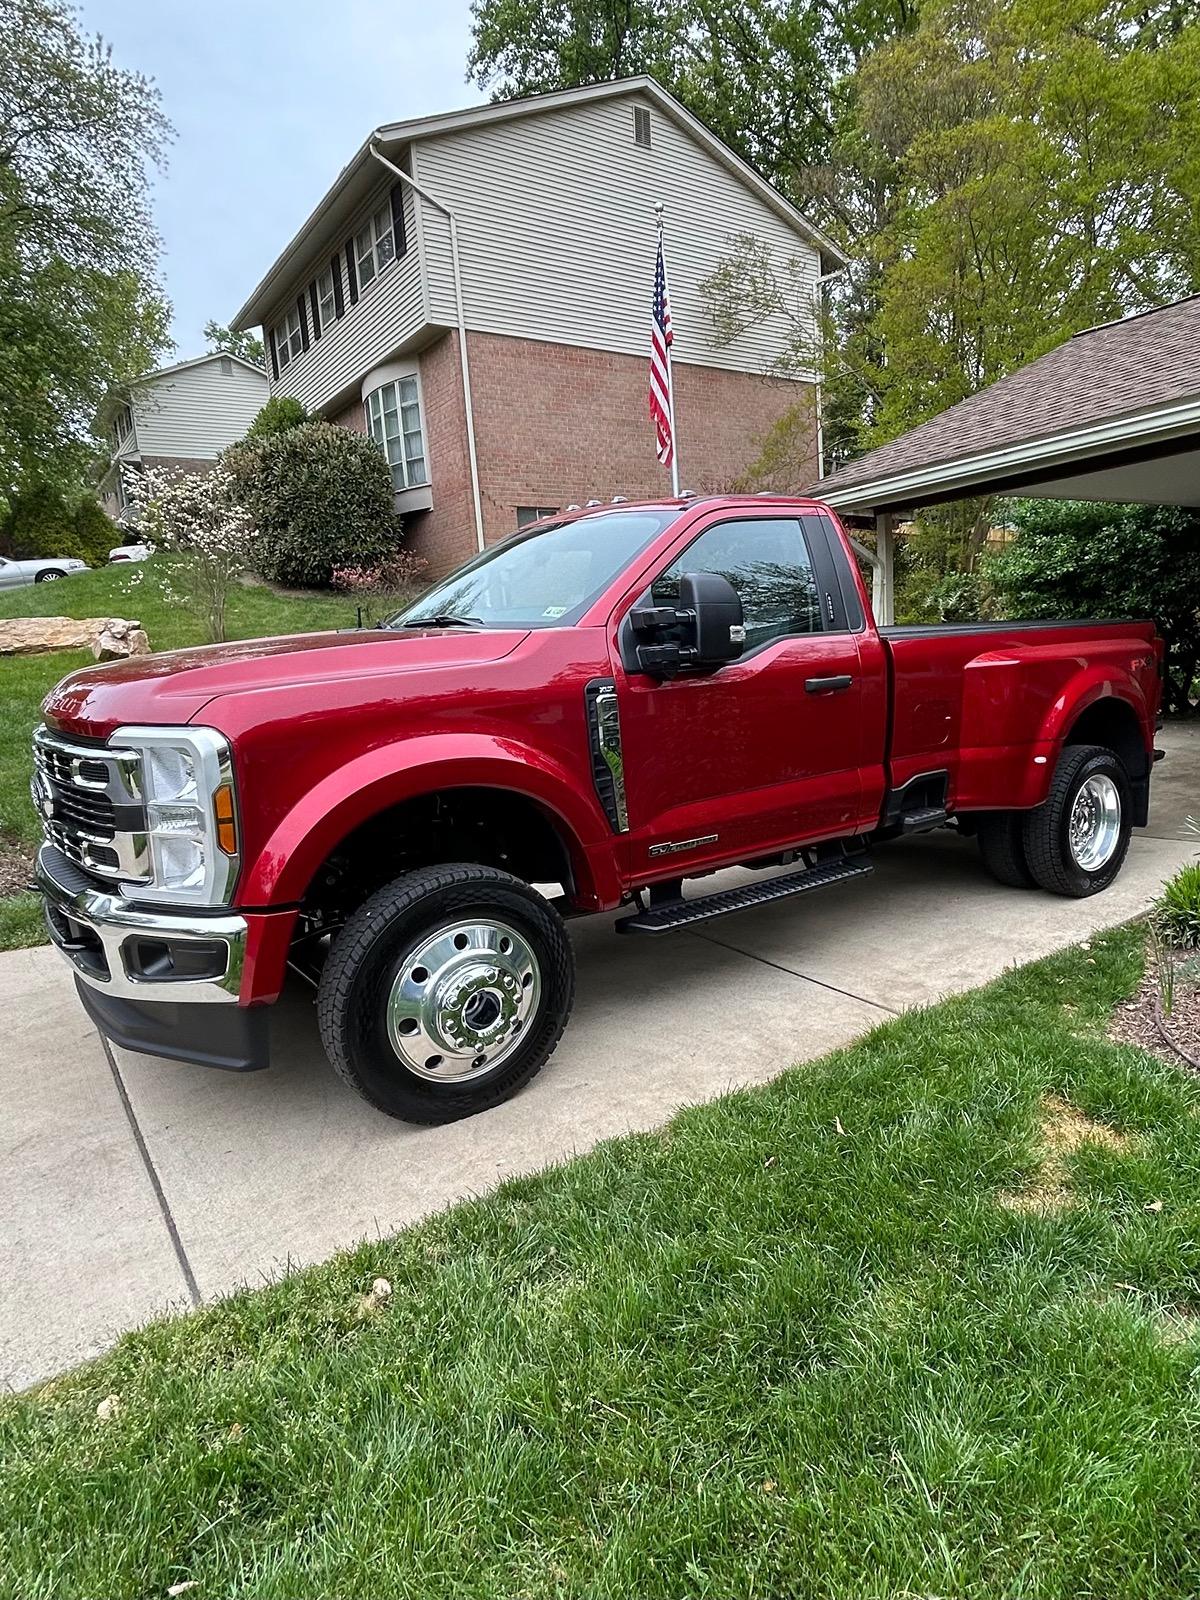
[817,294,1200,499]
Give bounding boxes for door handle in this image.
[805,674,854,694]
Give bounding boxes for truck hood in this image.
[43,627,531,739]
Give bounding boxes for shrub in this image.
[226,421,399,588]
[243,394,310,442]
[0,483,115,566]
[985,500,1200,715]
[332,550,429,624]
[1155,862,1200,951]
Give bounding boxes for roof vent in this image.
[611,495,628,503]
[633,106,651,148]
[585,498,602,507]
[566,503,581,511]
[219,354,233,375]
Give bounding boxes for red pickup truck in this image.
[33,496,1163,1122]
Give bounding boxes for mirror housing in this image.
[628,571,745,678]
[677,571,745,666]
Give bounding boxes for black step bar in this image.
[616,856,873,936]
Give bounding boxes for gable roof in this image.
[231,76,847,330]
[136,351,267,385]
[818,295,1200,513]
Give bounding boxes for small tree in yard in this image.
[225,421,400,588]
[129,464,251,643]
[243,394,309,441]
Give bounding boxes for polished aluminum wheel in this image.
[1068,774,1122,871]
[385,919,541,1083]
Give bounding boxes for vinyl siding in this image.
[132,360,269,458]
[413,93,818,377]
[264,180,424,413]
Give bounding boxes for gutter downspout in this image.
[368,142,485,554]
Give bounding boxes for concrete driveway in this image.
[3,722,1196,1392]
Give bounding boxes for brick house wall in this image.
[401,329,816,577]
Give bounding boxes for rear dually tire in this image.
[1021,744,1132,898]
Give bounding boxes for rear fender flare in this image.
[240,734,618,908]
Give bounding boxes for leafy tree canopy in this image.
[0,0,173,491]
[204,321,265,367]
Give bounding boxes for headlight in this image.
[109,725,240,906]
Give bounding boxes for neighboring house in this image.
[231,76,846,576]
[97,353,269,521]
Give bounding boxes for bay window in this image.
[366,376,427,492]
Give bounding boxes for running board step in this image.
[616,856,873,936]
[899,806,949,834]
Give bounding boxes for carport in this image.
[815,295,1200,623]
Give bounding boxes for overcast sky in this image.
[78,0,486,358]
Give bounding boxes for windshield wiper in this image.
[398,613,485,629]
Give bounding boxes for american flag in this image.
[649,230,674,468]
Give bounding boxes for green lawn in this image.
[4,926,1200,1598]
[0,559,352,948]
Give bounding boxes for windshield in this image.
[388,508,681,630]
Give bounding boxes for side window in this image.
[650,518,821,650]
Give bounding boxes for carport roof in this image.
[818,295,1200,515]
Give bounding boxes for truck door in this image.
[611,512,873,880]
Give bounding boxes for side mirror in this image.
[628,571,745,677]
[678,571,745,667]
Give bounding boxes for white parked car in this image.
[0,555,89,588]
[108,543,152,564]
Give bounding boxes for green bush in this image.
[226,421,399,588]
[0,484,114,566]
[243,395,310,441]
[1155,862,1200,950]
[985,500,1200,715]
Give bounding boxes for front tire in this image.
[317,863,575,1123]
[35,569,65,583]
[1021,744,1132,897]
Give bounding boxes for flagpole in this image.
[655,201,680,497]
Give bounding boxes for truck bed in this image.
[880,617,1160,814]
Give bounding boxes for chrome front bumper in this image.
[36,844,246,1004]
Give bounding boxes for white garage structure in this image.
[815,295,1200,623]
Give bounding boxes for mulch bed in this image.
[0,836,35,898]
[1111,956,1200,1071]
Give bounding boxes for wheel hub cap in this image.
[386,919,541,1082]
[1068,774,1121,871]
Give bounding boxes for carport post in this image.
[872,512,896,626]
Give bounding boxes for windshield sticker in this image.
[542,605,568,618]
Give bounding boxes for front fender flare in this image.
[240,734,619,908]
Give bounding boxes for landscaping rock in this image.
[0,617,149,658]
[93,618,150,661]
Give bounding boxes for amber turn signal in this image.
[213,783,238,856]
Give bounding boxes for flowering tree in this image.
[127,464,252,642]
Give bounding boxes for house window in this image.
[355,203,396,291]
[516,506,559,528]
[316,264,338,328]
[633,106,651,147]
[366,376,427,491]
[275,304,304,370]
[110,403,133,452]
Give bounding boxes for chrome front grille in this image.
[31,728,151,883]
